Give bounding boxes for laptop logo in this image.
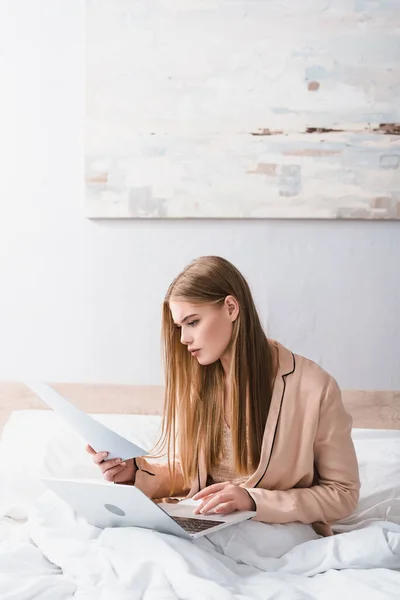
[104,503,126,517]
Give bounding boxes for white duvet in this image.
[1,413,400,598]
[1,491,400,600]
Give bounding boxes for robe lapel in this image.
[244,341,295,488]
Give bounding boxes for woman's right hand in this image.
[85,444,138,484]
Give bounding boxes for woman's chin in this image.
[196,354,218,366]
[195,356,207,365]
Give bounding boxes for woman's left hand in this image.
[192,482,256,515]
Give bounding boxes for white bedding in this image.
[1,493,400,600]
[1,411,400,599]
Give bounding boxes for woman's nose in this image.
[180,328,193,345]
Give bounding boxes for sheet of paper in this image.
[26,381,149,460]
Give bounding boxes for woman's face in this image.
[169,298,239,366]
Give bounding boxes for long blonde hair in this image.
[158,256,275,489]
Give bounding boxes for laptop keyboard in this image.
[172,516,225,534]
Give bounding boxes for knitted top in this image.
[207,420,248,486]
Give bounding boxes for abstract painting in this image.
[86,0,400,218]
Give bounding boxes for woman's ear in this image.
[224,295,239,322]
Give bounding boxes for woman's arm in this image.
[134,456,190,500]
[246,377,360,525]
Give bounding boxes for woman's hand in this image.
[85,444,137,485]
[192,482,256,515]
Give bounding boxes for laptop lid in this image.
[26,381,148,461]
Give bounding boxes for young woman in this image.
[87,256,360,537]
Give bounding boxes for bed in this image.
[1,383,399,599]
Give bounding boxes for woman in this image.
[87,256,360,537]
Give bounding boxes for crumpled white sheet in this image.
[1,491,400,600]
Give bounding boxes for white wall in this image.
[0,0,399,389]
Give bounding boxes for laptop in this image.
[25,381,148,461]
[43,477,256,540]
[31,381,256,539]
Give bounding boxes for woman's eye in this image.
[188,320,199,327]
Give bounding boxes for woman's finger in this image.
[103,464,126,482]
[193,482,228,500]
[212,501,236,515]
[85,444,95,454]
[195,492,231,515]
[100,458,125,474]
[193,493,217,514]
[92,451,109,465]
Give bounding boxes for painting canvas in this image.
[85,0,400,219]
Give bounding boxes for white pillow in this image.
[334,429,400,530]
[1,411,400,529]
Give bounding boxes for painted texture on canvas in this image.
[86,0,400,219]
